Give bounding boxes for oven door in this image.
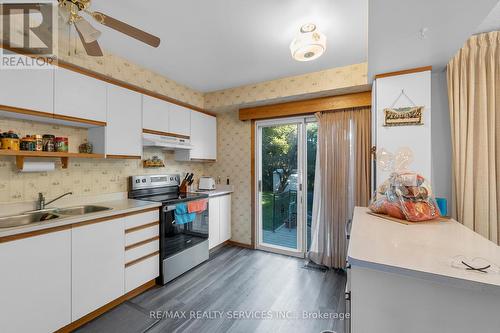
[160,200,209,258]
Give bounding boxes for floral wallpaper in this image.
[206,111,252,244]
[204,62,368,109]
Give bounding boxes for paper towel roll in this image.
[20,161,55,173]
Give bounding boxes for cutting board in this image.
[367,211,451,225]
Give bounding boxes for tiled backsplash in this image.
[0,117,210,204]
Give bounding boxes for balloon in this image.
[377,148,394,172]
[394,147,414,172]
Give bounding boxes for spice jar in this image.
[42,134,55,152]
[20,135,36,151]
[54,137,68,152]
[34,134,43,151]
[1,131,20,151]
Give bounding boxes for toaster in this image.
[198,177,216,190]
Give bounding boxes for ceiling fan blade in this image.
[91,11,160,48]
[75,23,103,56]
[74,17,101,43]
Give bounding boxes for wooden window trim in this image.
[239,91,372,121]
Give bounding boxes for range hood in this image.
[142,133,193,150]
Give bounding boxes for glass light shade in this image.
[290,30,327,62]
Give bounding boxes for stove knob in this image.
[170,177,173,181]
[142,179,146,183]
[135,179,140,184]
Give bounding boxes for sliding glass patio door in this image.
[255,117,317,257]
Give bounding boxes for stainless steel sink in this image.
[56,205,111,216]
[0,211,60,228]
[0,205,112,229]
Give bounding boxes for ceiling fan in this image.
[58,0,161,56]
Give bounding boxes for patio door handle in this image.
[258,180,262,192]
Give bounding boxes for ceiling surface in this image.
[84,0,368,92]
[476,1,500,33]
[367,0,500,79]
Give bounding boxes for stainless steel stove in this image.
[128,174,209,284]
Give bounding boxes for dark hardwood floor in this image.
[76,245,347,333]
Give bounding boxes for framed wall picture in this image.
[384,106,424,126]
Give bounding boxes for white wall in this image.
[431,71,452,205]
[375,71,432,186]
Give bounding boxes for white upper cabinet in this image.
[71,218,124,321]
[142,95,169,133]
[142,96,190,137]
[168,104,191,137]
[106,84,142,157]
[191,111,217,160]
[54,68,107,122]
[0,67,53,113]
[176,111,216,161]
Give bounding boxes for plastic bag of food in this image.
[369,171,440,221]
[369,148,440,222]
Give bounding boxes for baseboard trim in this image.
[56,279,157,333]
[227,240,254,249]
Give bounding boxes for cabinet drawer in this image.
[125,254,159,293]
[124,210,159,230]
[125,239,159,263]
[125,225,159,246]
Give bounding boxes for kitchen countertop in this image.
[348,207,500,291]
[194,186,233,197]
[0,198,161,239]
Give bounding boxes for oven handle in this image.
[163,205,177,224]
[163,205,176,212]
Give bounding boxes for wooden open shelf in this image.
[0,150,105,169]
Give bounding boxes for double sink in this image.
[0,205,111,229]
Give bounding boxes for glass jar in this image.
[42,134,55,152]
[54,137,68,152]
[34,134,43,151]
[1,131,20,151]
[20,136,36,151]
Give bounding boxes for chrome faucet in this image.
[37,192,73,210]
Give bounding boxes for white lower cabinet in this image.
[124,211,160,293]
[0,209,160,331]
[208,197,221,249]
[208,194,232,249]
[72,218,125,320]
[0,230,71,333]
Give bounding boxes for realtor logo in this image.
[0,1,57,69]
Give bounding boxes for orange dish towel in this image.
[187,199,208,213]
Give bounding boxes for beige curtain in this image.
[447,31,500,244]
[308,107,371,269]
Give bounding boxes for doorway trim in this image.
[253,116,315,258]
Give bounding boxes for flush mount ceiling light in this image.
[290,23,326,62]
